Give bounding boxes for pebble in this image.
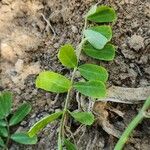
[128,34,144,51]
[144,67,150,75]
[53,43,59,48]
[71,25,78,33]
[1,42,17,63]
[137,55,148,64]
[15,59,24,73]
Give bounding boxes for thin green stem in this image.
[114,96,150,150]
[58,19,87,149]
[2,118,10,150]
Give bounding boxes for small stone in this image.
[138,55,148,64]
[144,67,150,75]
[131,21,138,28]
[53,43,59,48]
[1,42,17,63]
[20,121,27,126]
[129,63,135,68]
[71,25,78,33]
[15,59,24,73]
[122,48,136,59]
[128,34,144,51]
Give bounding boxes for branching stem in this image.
[58,19,87,149]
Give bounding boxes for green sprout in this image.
[0,91,37,149]
[28,5,117,149]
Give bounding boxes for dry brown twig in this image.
[99,86,150,104]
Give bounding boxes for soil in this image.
[0,0,150,150]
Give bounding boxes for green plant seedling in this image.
[28,5,117,150]
[0,91,37,149]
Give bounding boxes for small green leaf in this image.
[83,43,115,61]
[64,139,77,150]
[84,29,108,49]
[58,44,77,68]
[87,5,117,23]
[86,4,97,17]
[69,111,94,125]
[11,133,37,145]
[36,71,71,93]
[0,120,7,127]
[89,26,112,41]
[28,111,63,137]
[0,127,8,137]
[0,91,12,119]
[0,137,5,147]
[9,102,31,126]
[78,64,108,82]
[73,81,106,98]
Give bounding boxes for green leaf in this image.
[0,137,5,147]
[84,29,108,49]
[28,111,63,137]
[69,111,94,125]
[89,26,112,41]
[64,139,77,150]
[73,81,106,98]
[0,127,8,137]
[0,91,12,119]
[87,5,117,23]
[58,44,78,68]
[0,120,7,127]
[36,71,71,93]
[11,133,37,145]
[86,4,97,17]
[83,43,115,61]
[9,102,31,126]
[78,64,108,82]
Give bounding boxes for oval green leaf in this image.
[11,133,37,145]
[0,91,12,119]
[58,44,77,68]
[64,139,77,150]
[73,81,106,98]
[0,137,5,148]
[87,5,117,23]
[84,29,108,49]
[0,127,8,137]
[69,111,94,125]
[90,26,112,41]
[36,71,71,93]
[28,111,63,137]
[9,103,31,126]
[86,4,97,17]
[78,64,108,82]
[0,120,7,127]
[83,43,115,61]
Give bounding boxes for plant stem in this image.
[58,19,87,149]
[3,118,10,150]
[114,96,150,150]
